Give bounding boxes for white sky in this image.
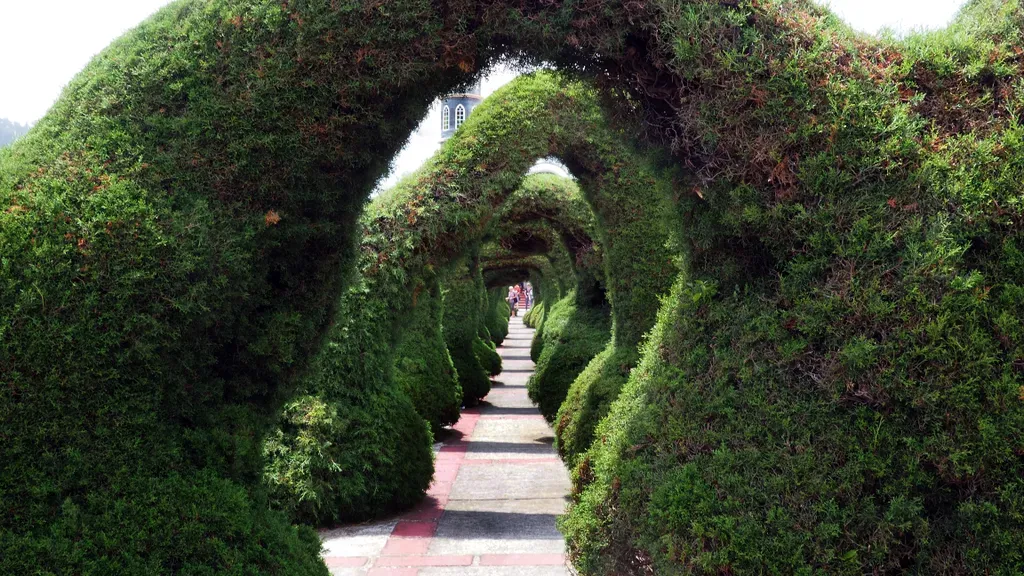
[1,0,967,183]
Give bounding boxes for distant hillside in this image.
[0,118,31,147]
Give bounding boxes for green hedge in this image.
[474,336,503,377]
[265,389,433,525]
[264,284,434,526]
[442,259,492,405]
[554,344,636,464]
[527,292,611,421]
[485,290,511,346]
[394,274,463,434]
[0,470,327,576]
[564,2,1024,573]
[542,144,676,464]
[523,299,545,329]
[474,301,503,377]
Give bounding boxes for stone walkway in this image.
[320,314,573,575]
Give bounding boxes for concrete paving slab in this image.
[448,461,570,500]
[429,498,568,555]
[321,520,398,557]
[465,418,557,459]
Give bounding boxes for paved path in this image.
[320,314,573,575]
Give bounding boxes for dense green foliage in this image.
[473,269,504,376]
[527,292,611,421]
[442,259,493,405]
[484,290,511,346]
[394,274,463,434]
[474,335,503,376]
[554,343,636,464]
[562,1,1024,574]
[264,281,434,526]
[0,471,326,575]
[534,136,677,464]
[523,299,545,329]
[6,0,1024,572]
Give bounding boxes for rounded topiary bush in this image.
[442,260,491,405]
[522,301,541,328]
[530,317,547,362]
[485,291,511,345]
[264,286,434,526]
[525,299,547,328]
[480,324,495,346]
[527,292,611,421]
[474,335,503,376]
[555,344,637,464]
[394,275,462,434]
[265,388,432,525]
[475,288,503,376]
[526,273,564,333]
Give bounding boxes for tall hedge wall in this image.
[563,1,1024,573]
[549,148,678,462]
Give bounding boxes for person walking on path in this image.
[508,286,519,317]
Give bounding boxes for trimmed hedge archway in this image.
[4,1,1024,573]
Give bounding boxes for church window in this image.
[442,105,450,131]
[455,104,466,129]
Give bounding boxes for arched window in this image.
[442,105,450,131]
[455,104,466,129]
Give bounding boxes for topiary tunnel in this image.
[4,0,1024,574]
[262,71,679,529]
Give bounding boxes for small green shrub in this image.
[485,291,511,345]
[264,389,433,525]
[442,260,491,405]
[264,288,434,526]
[527,292,611,421]
[555,344,637,464]
[394,275,463,433]
[474,335,503,376]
